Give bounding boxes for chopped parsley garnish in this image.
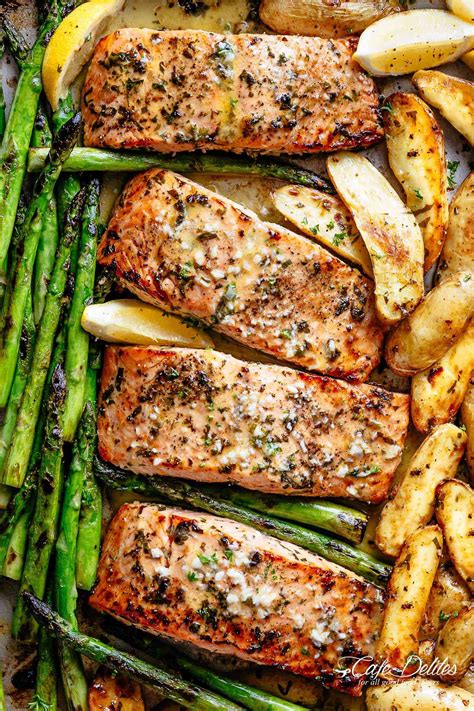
[447,160,459,189]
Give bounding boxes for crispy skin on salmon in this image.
[98,347,409,503]
[97,170,384,381]
[89,503,385,695]
[82,29,383,154]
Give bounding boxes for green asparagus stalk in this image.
[75,353,101,591]
[27,147,335,193]
[204,487,367,544]
[12,351,68,641]
[108,621,308,711]
[0,0,77,283]
[31,104,60,324]
[95,458,391,587]
[0,34,5,141]
[23,593,244,711]
[63,177,100,442]
[3,185,85,488]
[0,114,81,411]
[1,15,29,67]
[32,588,58,711]
[52,94,82,228]
[2,497,34,580]
[0,468,36,572]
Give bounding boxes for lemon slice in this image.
[354,9,474,76]
[81,299,214,348]
[447,0,474,23]
[42,0,124,110]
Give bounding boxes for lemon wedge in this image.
[354,9,474,76]
[42,0,124,110]
[446,0,474,23]
[81,299,214,348]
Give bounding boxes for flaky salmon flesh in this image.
[98,347,409,503]
[82,29,383,154]
[97,169,384,381]
[89,504,385,695]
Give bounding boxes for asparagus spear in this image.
[0,0,76,284]
[1,15,29,67]
[0,468,36,572]
[32,587,58,711]
[23,593,244,711]
[0,114,81,411]
[75,356,101,591]
[31,103,60,324]
[94,458,392,587]
[28,147,335,193]
[2,498,34,580]
[12,350,68,641]
[108,621,308,711]
[3,185,85,488]
[0,34,5,141]
[63,177,100,442]
[204,487,367,544]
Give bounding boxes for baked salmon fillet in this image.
[98,347,409,503]
[97,169,384,381]
[82,29,383,154]
[89,503,385,695]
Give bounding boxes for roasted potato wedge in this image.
[259,0,400,39]
[366,678,474,710]
[271,185,373,276]
[421,560,471,640]
[461,380,474,484]
[413,70,474,146]
[459,667,474,695]
[385,271,474,376]
[376,525,443,670]
[375,424,466,557]
[327,152,424,325]
[436,172,474,284]
[436,479,474,593]
[384,92,448,272]
[435,604,474,682]
[89,668,145,710]
[411,321,474,433]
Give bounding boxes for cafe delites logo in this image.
[335,655,458,685]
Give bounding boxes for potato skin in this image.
[436,479,474,593]
[259,0,400,39]
[413,70,474,146]
[375,424,466,557]
[436,172,474,284]
[375,525,443,671]
[434,604,474,682]
[366,677,474,710]
[421,560,471,640]
[411,321,474,433]
[327,152,424,326]
[385,271,474,376]
[384,92,448,272]
[461,380,474,484]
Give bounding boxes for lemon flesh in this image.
[42,0,124,110]
[354,9,474,76]
[81,299,214,348]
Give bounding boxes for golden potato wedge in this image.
[271,185,373,277]
[436,479,474,593]
[384,92,448,272]
[376,525,443,670]
[411,320,474,433]
[259,0,401,39]
[421,560,471,640]
[413,70,474,146]
[436,172,474,284]
[458,666,474,695]
[89,668,145,710]
[366,678,474,710]
[461,380,474,484]
[327,152,424,325]
[375,424,466,557]
[385,271,474,376]
[435,604,474,682]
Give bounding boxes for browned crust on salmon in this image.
[89,503,385,694]
[82,29,384,154]
[98,347,409,503]
[97,169,385,381]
